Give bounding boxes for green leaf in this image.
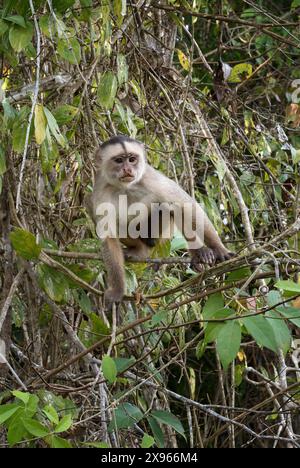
[202,293,224,319]
[275,280,300,294]
[12,391,30,405]
[37,264,70,303]
[242,315,279,353]
[277,307,300,328]
[50,435,73,448]
[0,145,7,176]
[43,107,65,147]
[113,0,126,26]
[0,404,20,424]
[204,308,233,344]
[97,72,118,110]
[151,410,185,440]
[148,416,164,448]
[216,321,241,370]
[102,355,118,384]
[292,0,300,8]
[57,37,81,65]
[53,104,79,125]
[114,357,135,373]
[34,104,47,145]
[7,418,26,447]
[9,22,33,52]
[22,418,50,438]
[5,15,26,28]
[228,63,253,83]
[141,434,155,448]
[117,54,128,86]
[54,414,72,434]
[43,405,59,425]
[109,403,144,431]
[52,0,75,12]
[10,228,42,260]
[0,19,9,35]
[266,311,291,355]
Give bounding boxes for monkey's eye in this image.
[115,158,123,164]
[129,156,137,163]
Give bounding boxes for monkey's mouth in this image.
[120,175,135,182]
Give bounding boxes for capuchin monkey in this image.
[86,135,233,309]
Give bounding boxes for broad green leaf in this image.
[40,138,59,173]
[275,280,300,294]
[148,416,164,448]
[53,104,79,125]
[216,321,241,370]
[43,405,59,425]
[54,414,72,434]
[22,418,50,437]
[34,104,47,145]
[7,418,26,447]
[292,0,300,8]
[242,315,279,353]
[204,308,233,344]
[5,15,26,28]
[12,118,33,153]
[141,434,155,448]
[102,355,118,384]
[0,19,8,35]
[50,435,72,448]
[12,391,30,405]
[113,0,126,26]
[151,410,185,439]
[117,54,128,86]
[202,293,224,319]
[57,37,81,65]
[266,311,291,355]
[228,63,253,83]
[9,22,33,52]
[0,404,19,424]
[0,145,7,176]
[109,403,144,431]
[26,395,39,418]
[43,107,65,147]
[277,307,300,328]
[52,0,75,12]
[10,228,41,260]
[114,357,135,373]
[177,49,191,71]
[37,264,70,303]
[97,72,118,110]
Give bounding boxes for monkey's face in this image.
[99,141,146,187]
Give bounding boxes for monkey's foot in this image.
[190,247,215,270]
[104,288,124,311]
[213,247,235,263]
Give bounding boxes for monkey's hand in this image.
[190,246,234,271]
[213,246,235,263]
[190,247,215,271]
[104,288,124,311]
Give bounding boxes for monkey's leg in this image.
[102,237,126,308]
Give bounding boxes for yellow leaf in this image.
[34,104,47,145]
[237,351,246,362]
[177,49,191,72]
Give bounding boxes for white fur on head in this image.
[99,139,146,187]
